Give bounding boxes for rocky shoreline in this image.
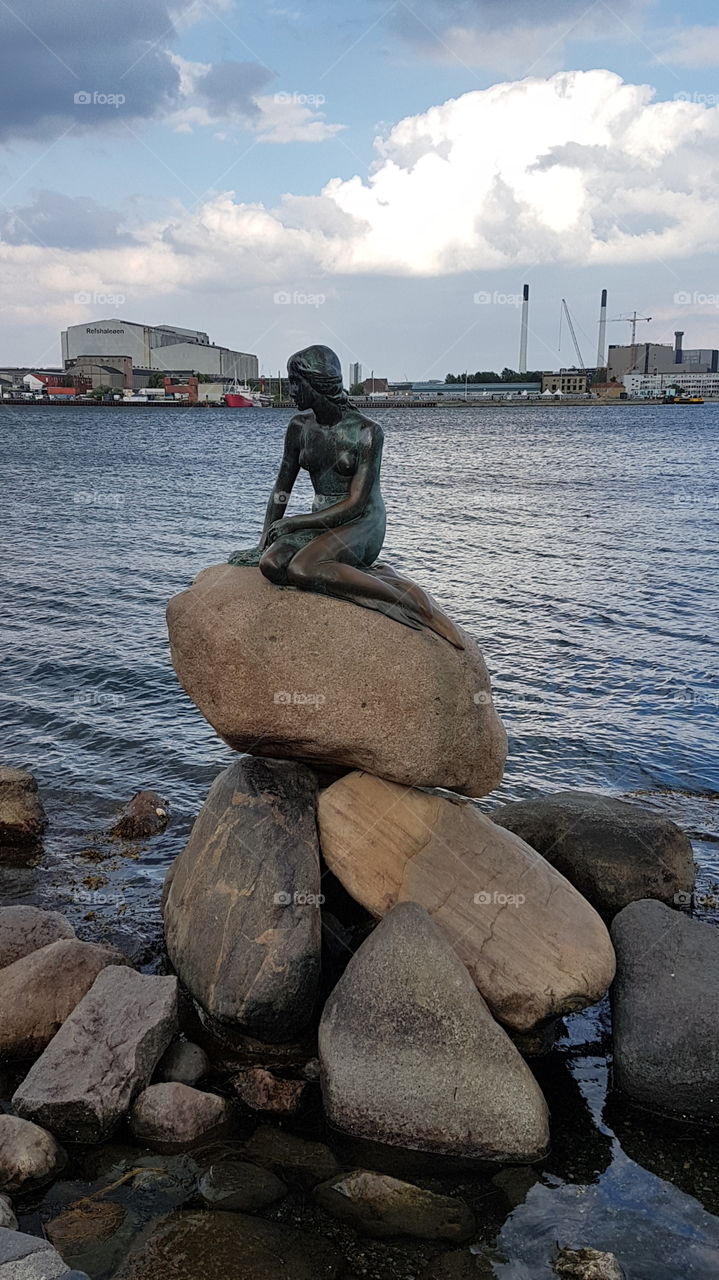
[0,569,715,1279]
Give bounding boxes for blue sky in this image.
[2,0,719,376]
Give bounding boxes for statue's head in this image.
[287,345,348,414]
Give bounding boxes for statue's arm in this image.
[259,418,302,546]
[274,425,381,536]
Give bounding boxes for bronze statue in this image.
[229,344,463,647]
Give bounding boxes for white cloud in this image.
[659,25,719,68]
[5,68,719,325]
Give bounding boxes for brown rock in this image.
[129,1083,230,1149]
[554,1246,625,1278]
[318,773,616,1032]
[166,564,507,797]
[231,1067,307,1115]
[0,1115,67,1193]
[0,767,47,852]
[314,1168,476,1241]
[111,790,168,839]
[0,939,127,1059]
[241,1125,341,1186]
[0,906,75,969]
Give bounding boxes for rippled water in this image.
[1,402,719,1278]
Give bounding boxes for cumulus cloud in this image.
[169,56,344,142]
[4,69,719,323]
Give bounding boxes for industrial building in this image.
[61,319,258,381]
[624,371,719,398]
[608,330,719,381]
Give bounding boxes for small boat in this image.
[663,394,704,404]
[224,379,261,408]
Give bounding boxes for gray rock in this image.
[494,790,695,918]
[241,1124,340,1187]
[314,1168,475,1241]
[0,940,127,1060]
[115,1210,344,1279]
[554,1246,625,1278]
[153,1041,209,1087]
[0,908,75,970]
[129,1083,229,1150]
[0,1226,72,1279]
[319,902,550,1162]
[0,1116,67,1193]
[111,790,168,840]
[163,757,321,1042]
[197,1159,287,1212]
[0,1198,17,1232]
[13,967,178,1142]
[0,768,47,853]
[611,899,719,1119]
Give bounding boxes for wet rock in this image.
[0,1226,74,1279]
[314,1167,475,1241]
[163,757,321,1043]
[241,1125,340,1187]
[129,1083,230,1150]
[46,1201,126,1253]
[166,563,507,797]
[554,1246,625,1278]
[0,940,127,1060]
[494,791,695,918]
[0,767,47,853]
[13,968,178,1142]
[0,1197,17,1231]
[115,1210,344,1279]
[611,899,719,1119]
[110,790,168,839]
[197,1159,287,1212]
[153,1041,209,1087]
[230,1068,307,1115]
[0,907,75,969]
[318,773,615,1033]
[319,902,550,1162]
[0,1116,67,1193]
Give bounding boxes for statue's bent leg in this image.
[259,536,300,586]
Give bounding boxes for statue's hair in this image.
[287,344,349,407]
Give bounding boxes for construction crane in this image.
[560,299,586,369]
[611,311,652,346]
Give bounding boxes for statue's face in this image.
[289,373,312,410]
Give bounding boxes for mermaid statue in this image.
[229,344,463,648]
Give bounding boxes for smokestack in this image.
[674,330,684,364]
[596,288,608,368]
[518,284,529,374]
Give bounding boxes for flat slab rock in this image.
[115,1210,344,1280]
[611,899,719,1119]
[163,756,321,1042]
[166,564,507,797]
[13,967,178,1143]
[319,901,550,1162]
[0,907,75,970]
[0,1226,76,1279]
[494,790,695,917]
[318,772,616,1032]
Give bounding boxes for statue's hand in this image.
[266,517,299,544]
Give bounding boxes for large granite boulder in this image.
[166,564,507,797]
[318,773,615,1033]
[319,902,550,1162]
[129,1083,229,1149]
[314,1168,475,1241]
[493,791,695,918]
[115,1211,344,1280]
[0,907,75,970]
[0,768,47,855]
[0,940,127,1060]
[163,757,321,1043]
[13,968,178,1142]
[611,899,719,1119]
[0,1116,66,1193]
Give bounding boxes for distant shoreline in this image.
[0,396,700,410]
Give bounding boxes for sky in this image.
[2,0,719,378]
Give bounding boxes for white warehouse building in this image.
[61,319,258,380]
[624,371,719,398]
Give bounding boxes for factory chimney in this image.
[674,331,684,365]
[518,284,529,374]
[596,288,608,368]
